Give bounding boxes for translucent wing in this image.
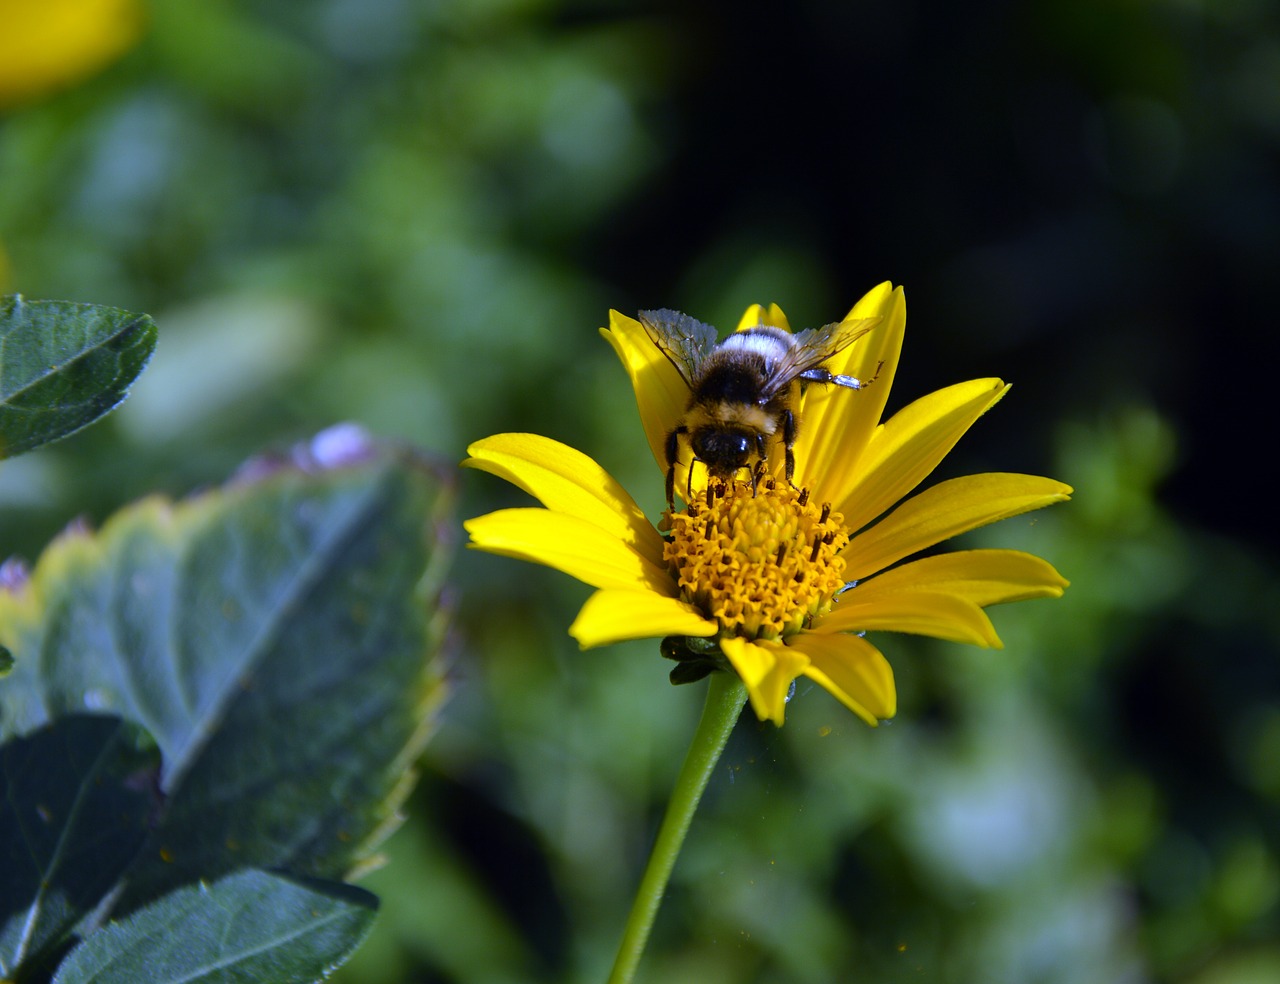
[759,316,881,398]
[637,309,722,386]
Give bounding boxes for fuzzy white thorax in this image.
[719,327,795,363]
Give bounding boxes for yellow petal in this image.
[719,636,809,726]
[794,284,906,499]
[857,549,1069,606]
[843,472,1073,582]
[786,631,896,725]
[817,590,1002,648]
[464,508,674,594]
[463,433,665,566]
[0,0,144,111]
[735,303,791,332]
[569,589,717,648]
[832,378,1010,534]
[600,310,689,479]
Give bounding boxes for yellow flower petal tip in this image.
[462,433,666,565]
[0,0,146,111]
[466,283,1070,727]
[735,303,792,332]
[719,637,805,727]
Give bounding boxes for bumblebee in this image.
[638,308,882,506]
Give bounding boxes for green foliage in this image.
[0,296,156,460]
[3,0,1278,981]
[0,429,453,983]
[0,715,156,977]
[51,870,378,984]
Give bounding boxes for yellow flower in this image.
[0,0,144,112]
[464,282,1070,726]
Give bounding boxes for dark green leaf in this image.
[0,715,157,980]
[0,427,454,913]
[52,869,378,984]
[0,295,157,459]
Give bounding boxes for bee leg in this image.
[800,360,884,390]
[799,367,839,386]
[665,427,686,508]
[782,409,797,486]
[856,359,885,387]
[749,433,769,496]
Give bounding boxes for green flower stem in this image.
[606,669,748,984]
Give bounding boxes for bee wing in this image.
[759,316,882,397]
[637,309,722,386]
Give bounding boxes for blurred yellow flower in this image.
[0,0,144,111]
[465,283,1071,726]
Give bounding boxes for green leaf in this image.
[0,715,158,980]
[0,294,157,459]
[52,869,378,984]
[0,427,454,912]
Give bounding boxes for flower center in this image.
[664,480,850,641]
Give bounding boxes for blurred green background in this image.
[2,1,1277,982]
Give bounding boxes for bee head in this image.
[691,427,753,475]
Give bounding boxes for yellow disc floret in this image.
[664,480,850,641]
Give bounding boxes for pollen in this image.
[664,480,850,641]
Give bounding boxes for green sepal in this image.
[661,634,726,686]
